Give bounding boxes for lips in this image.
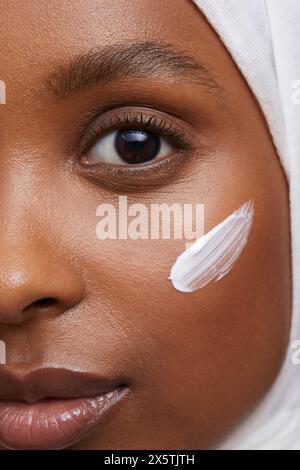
[0,365,130,450]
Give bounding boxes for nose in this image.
[0,241,84,325]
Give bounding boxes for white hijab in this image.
[191,0,300,450]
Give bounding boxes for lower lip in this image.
[0,386,129,450]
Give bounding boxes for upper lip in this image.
[0,364,127,403]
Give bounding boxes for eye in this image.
[78,110,192,169]
[75,109,198,191]
[87,128,172,166]
[84,126,173,167]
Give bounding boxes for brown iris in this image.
[114,129,161,164]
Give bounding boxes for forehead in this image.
[0,0,218,85]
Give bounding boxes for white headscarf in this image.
[191,0,300,450]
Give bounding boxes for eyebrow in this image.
[45,41,221,99]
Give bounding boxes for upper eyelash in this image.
[80,111,194,156]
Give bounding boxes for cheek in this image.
[102,156,291,382]
[108,201,289,446]
[93,167,289,446]
[62,130,290,446]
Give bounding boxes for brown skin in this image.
[0,0,291,449]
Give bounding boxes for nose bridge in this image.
[0,172,84,325]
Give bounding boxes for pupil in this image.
[115,129,161,164]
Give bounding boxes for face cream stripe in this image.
[197,209,253,283]
[188,227,245,291]
[186,213,247,286]
[213,213,254,278]
[174,202,251,290]
[169,200,254,293]
[189,224,248,290]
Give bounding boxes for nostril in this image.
[27,297,57,310]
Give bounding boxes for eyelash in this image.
[80,110,194,159]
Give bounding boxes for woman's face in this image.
[0,0,291,449]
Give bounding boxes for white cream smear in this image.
[169,200,254,293]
